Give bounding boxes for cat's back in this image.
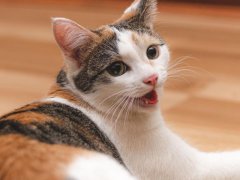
[0,88,122,161]
[0,87,128,180]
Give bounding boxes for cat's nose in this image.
[143,74,158,86]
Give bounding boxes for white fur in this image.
[48,29,240,180]
[44,97,86,112]
[67,154,135,180]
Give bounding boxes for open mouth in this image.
[140,90,158,106]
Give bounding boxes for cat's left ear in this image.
[115,0,157,29]
[52,17,97,66]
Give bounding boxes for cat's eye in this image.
[107,61,128,77]
[147,45,160,60]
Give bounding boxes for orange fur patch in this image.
[49,85,81,105]
[99,27,115,38]
[5,111,53,124]
[48,85,102,115]
[131,32,140,45]
[94,26,115,44]
[13,102,44,112]
[0,135,91,180]
[2,102,53,120]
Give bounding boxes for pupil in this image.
[112,64,121,75]
[147,45,160,60]
[107,61,128,77]
[107,62,126,77]
[148,47,156,58]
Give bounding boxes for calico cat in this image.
[1,0,240,180]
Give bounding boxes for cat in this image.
[1,0,240,180]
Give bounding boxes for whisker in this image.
[113,96,130,131]
[97,88,132,105]
[104,95,126,121]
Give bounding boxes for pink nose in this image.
[143,74,158,86]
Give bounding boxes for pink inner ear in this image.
[53,18,95,56]
[54,23,71,51]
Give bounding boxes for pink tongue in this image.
[141,90,158,105]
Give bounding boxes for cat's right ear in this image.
[114,0,157,29]
[52,18,96,65]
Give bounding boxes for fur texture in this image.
[1,0,240,179]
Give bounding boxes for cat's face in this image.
[53,0,169,115]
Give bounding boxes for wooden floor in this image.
[0,1,239,151]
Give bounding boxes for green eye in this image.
[107,61,128,77]
[147,45,160,60]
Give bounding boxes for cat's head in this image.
[52,0,169,115]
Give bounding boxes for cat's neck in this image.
[91,103,200,180]
[112,109,200,179]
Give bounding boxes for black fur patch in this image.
[113,16,151,33]
[73,34,119,93]
[112,0,154,32]
[56,69,69,87]
[0,103,124,165]
[112,21,165,49]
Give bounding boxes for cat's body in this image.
[1,0,240,180]
[0,86,133,180]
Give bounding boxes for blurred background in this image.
[0,0,239,151]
